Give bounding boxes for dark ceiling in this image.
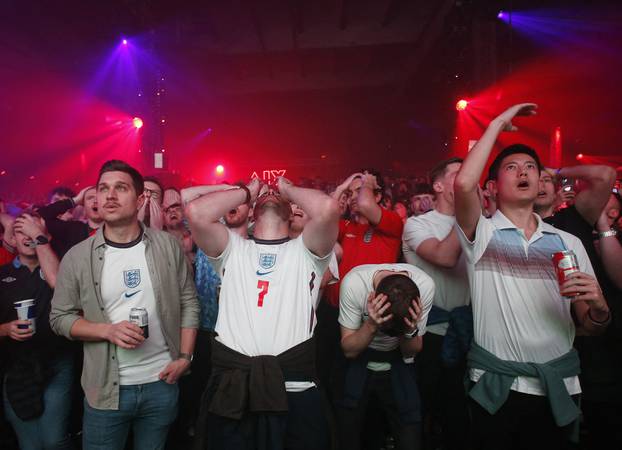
[0,0,620,193]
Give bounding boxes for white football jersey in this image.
[100,240,172,385]
[209,230,331,358]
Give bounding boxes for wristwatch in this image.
[598,229,617,239]
[35,235,50,246]
[178,352,194,362]
[404,328,419,339]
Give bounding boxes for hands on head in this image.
[13,213,48,241]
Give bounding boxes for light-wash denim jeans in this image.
[2,354,74,450]
[82,379,179,450]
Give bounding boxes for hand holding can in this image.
[552,251,579,299]
[129,307,149,339]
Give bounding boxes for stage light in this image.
[0,170,5,176]
[216,165,225,175]
[456,99,468,111]
[132,117,143,129]
[576,153,584,160]
[497,11,505,19]
[122,39,128,45]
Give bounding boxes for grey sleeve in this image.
[49,251,82,340]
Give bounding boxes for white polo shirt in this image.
[402,210,470,336]
[457,210,594,396]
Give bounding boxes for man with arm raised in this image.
[453,104,610,450]
[185,177,339,450]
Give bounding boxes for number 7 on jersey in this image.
[257,280,269,307]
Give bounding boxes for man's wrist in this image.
[403,328,419,339]
[34,234,51,246]
[490,117,507,132]
[100,323,113,342]
[238,185,251,205]
[178,352,193,362]
[363,320,378,335]
[588,308,611,325]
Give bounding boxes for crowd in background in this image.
[0,103,621,450]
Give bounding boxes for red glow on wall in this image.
[550,126,562,168]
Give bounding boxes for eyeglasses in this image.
[144,188,161,200]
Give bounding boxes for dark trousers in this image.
[314,300,340,398]
[416,332,469,450]
[206,387,329,450]
[336,370,421,450]
[469,391,574,450]
[167,329,214,449]
[581,399,622,449]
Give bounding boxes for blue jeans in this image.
[83,380,179,450]
[2,354,74,450]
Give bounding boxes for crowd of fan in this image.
[0,102,621,450]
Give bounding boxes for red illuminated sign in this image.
[250,169,287,181]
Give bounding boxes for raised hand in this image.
[247,178,262,203]
[13,213,48,241]
[276,176,294,200]
[495,103,538,132]
[73,186,95,206]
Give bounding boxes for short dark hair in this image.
[487,144,543,181]
[143,176,164,196]
[429,157,464,184]
[48,186,76,202]
[361,168,385,203]
[375,274,420,337]
[412,183,434,196]
[97,160,144,196]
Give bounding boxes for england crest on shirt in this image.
[258,253,277,270]
[123,269,141,288]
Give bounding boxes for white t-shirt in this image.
[338,263,435,370]
[100,240,172,385]
[402,210,470,336]
[209,231,331,391]
[457,210,595,396]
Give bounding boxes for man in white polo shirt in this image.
[453,103,611,450]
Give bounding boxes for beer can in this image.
[129,307,149,339]
[552,250,579,289]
